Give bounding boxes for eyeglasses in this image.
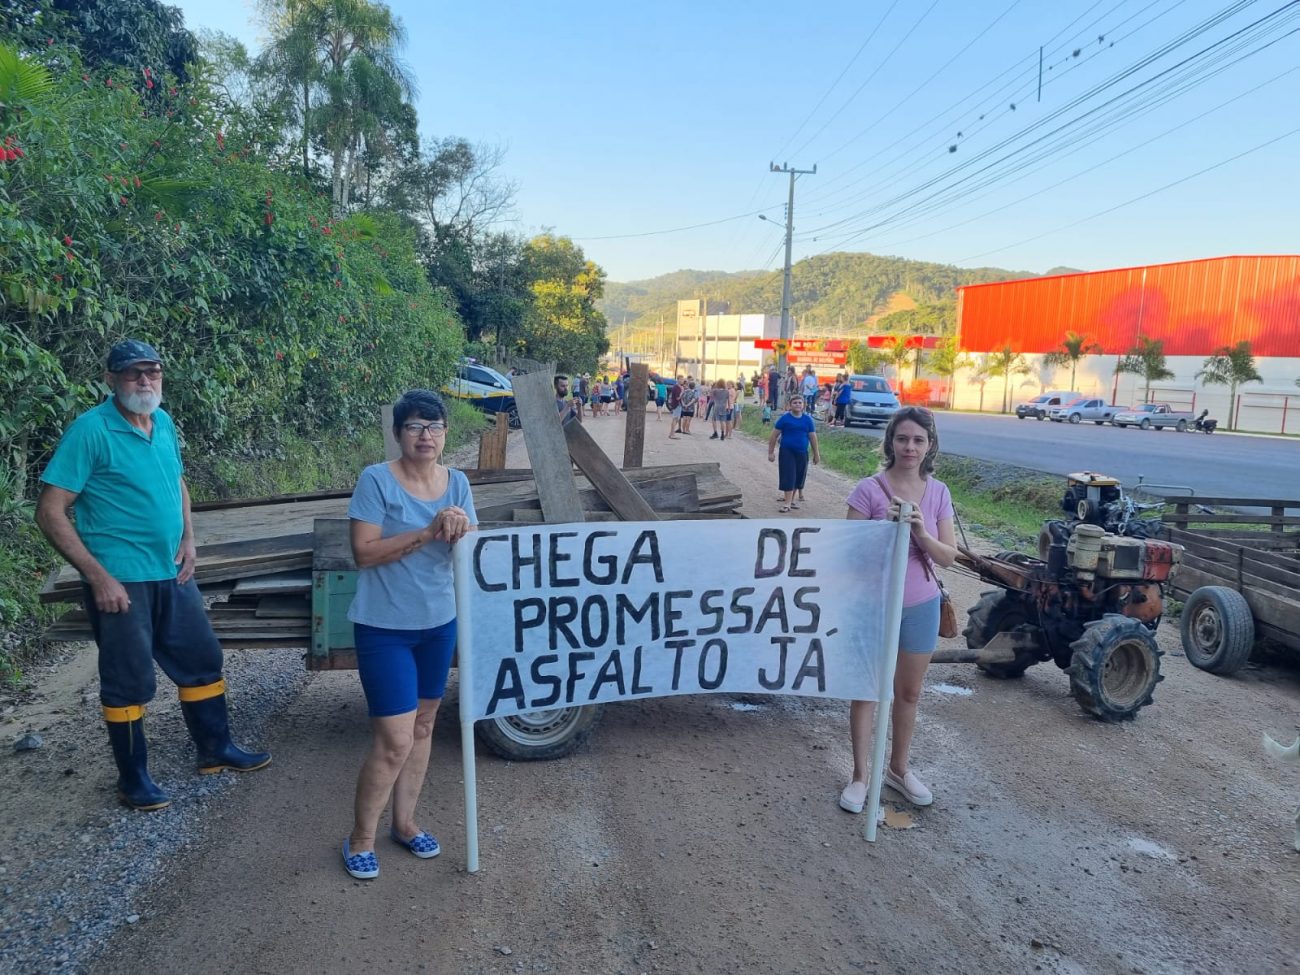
[116,366,163,381]
[402,422,447,437]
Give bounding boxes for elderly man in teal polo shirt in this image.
[36,339,270,811]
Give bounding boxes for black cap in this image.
[106,339,161,372]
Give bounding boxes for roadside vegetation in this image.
[0,0,603,681]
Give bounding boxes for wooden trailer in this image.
[1160,496,1300,675]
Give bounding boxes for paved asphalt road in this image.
[841,411,1299,500]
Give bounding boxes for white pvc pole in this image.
[452,540,480,874]
[865,505,914,842]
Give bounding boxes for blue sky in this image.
[173,0,1299,281]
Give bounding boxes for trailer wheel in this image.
[1067,615,1163,721]
[964,590,1040,679]
[474,705,602,761]
[1180,586,1255,675]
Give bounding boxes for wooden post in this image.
[477,412,509,471]
[381,405,400,462]
[510,370,586,524]
[564,418,658,521]
[623,363,649,469]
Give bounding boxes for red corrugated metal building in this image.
[956,255,1300,356]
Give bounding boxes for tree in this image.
[1196,341,1262,430]
[846,341,885,375]
[1043,330,1102,394]
[873,299,956,336]
[22,0,199,84]
[986,345,1031,414]
[518,234,609,372]
[970,362,993,412]
[881,335,914,384]
[1116,337,1175,404]
[927,336,972,409]
[258,0,416,209]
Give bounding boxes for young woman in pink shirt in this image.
[839,407,957,812]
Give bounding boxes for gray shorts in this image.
[899,595,941,653]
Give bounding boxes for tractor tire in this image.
[474,705,603,761]
[1067,615,1163,721]
[1123,518,1161,540]
[1180,586,1255,675]
[964,590,1039,679]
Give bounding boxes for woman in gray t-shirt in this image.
[340,390,477,880]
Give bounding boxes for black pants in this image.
[778,446,809,492]
[83,578,224,707]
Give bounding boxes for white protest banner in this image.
[454,516,912,870]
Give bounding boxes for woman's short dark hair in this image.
[881,406,940,475]
[392,389,447,435]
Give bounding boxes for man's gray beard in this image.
[117,389,161,416]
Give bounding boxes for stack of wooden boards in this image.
[41,462,743,648]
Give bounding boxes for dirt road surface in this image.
[4,407,1298,974]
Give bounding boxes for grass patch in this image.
[735,406,1061,551]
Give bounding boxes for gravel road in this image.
[2,409,1297,974]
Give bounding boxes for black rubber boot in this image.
[105,715,171,811]
[180,693,271,774]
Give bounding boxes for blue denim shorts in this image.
[899,595,941,653]
[354,619,457,717]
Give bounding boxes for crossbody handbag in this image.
[874,474,959,639]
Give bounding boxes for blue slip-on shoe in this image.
[390,828,440,859]
[342,839,378,879]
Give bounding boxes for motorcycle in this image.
[1194,409,1218,434]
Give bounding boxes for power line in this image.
[806,19,1300,247]
[788,0,944,160]
[954,123,1300,262]
[862,64,1298,252]
[801,0,1195,213]
[769,0,903,162]
[571,205,783,241]
[797,0,1282,242]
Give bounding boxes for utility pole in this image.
[770,162,816,375]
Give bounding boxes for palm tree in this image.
[881,335,914,387]
[970,361,993,412]
[1116,337,1175,404]
[926,336,972,409]
[259,0,416,209]
[1043,330,1103,394]
[986,345,1031,414]
[1196,341,1262,430]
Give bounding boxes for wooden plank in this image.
[254,595,312,618]
[233,571,311,595]
[1167,528,1300,583]
[192,488,352,511]
[511,369,586,524]
[382,404,400,462]
[1162,513,1300,527]
[1179,553,1300,601]
[513,509,618,523]
[623,363,649,469]
[313,517,356,571]
[1168,496,1300,510]
[563,416,658,521]
[477,411,510,471]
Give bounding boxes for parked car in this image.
[442,359,519,427]
[843,374,899,427]
[1111,403,1195,431]
[1015,391,1079,420]
[1048,397,1117,425]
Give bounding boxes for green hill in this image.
[598,251,1037,341]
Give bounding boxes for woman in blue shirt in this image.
[341,390,477,880]
[767,393,820,512]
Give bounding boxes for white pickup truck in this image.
[1111,403,1195,431]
